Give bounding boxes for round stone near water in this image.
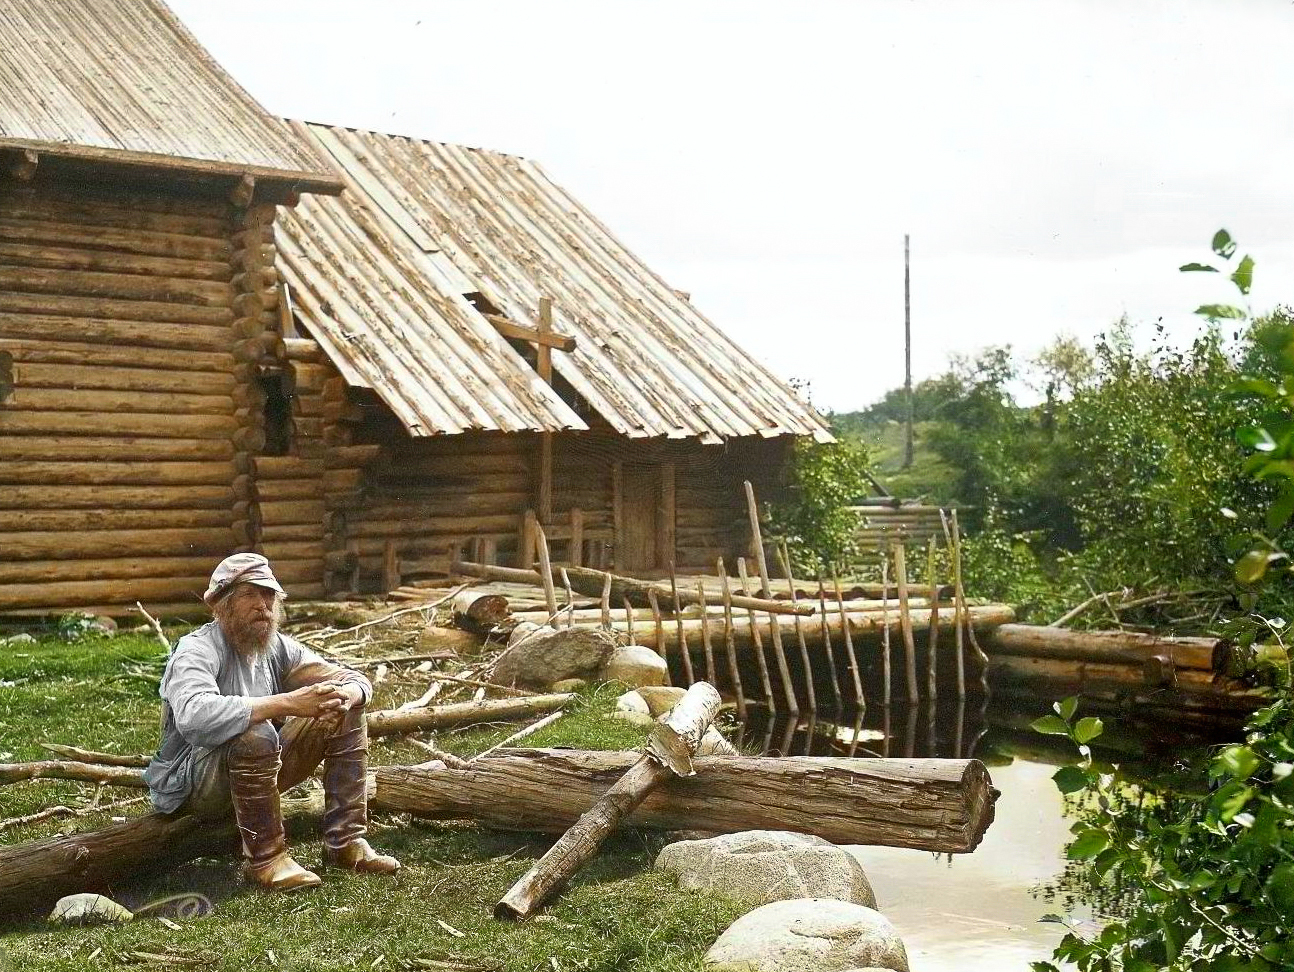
[705,897,908,972]
[600,645,669,687]
[658,830,877,910]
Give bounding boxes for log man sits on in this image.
[143,553,400,891]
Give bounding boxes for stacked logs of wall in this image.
[0,176,250,616]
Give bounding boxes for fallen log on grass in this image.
[496,682,722,919]
[373,749,995,854]
[1,695,576,789]
[0,793,322,917]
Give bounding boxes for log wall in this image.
[300,391,791,595]
[0,175,257,615]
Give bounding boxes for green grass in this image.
[846,418,959,503]
[0,635,746,971]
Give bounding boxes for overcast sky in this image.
[172,0,1294,413]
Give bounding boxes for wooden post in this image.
[940,510,966,700]
[646,588,670,684]
[717,558,747,722]
[952,509,991,696]
[537,297,554,525]
[926,538,940,701]
[495,682,722,920]
[519,509,538,570]
[658,463,676,570]
[742,484,797,713]
[894,542,920,703]
[880,552,893,707]
[778,543,816,714]
[623,596,635,644]
[737,558,776,709]
[833,576,864,704]
[600,573,612,631]
[697,581,717,685]
[382,539,400,594]
[817,576,843,707]
[560,567,575,629]
[611,462,623,570]
[570,508,584,567]
[903,234,914,469]
[535,520,558,618]
[669,563,694,686]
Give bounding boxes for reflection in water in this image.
[729,699,1223,972]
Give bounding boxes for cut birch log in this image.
[365,693,573,737]
[495,682,722,919]
[451,560,814,616]
[374,748,995,854]
[39,745,150,768]
[0,760,147,787]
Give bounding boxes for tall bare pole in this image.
[903,234,914,469]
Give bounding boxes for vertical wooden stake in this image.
[816,576,843,708]
[560,567,575,629]
[611,462,624,570]
[737,557,776,710]
[832,575,864,705]
[952,509,990,696]
[647,587,671,685]
[939,510,966,701]
[777,543,816,714]
[926,537,939,702]
[570,509,584,567]
[669,563,694,686]
[716,558,747,722]
[697,581,717,685]
[880,552,893,707]
[535,521,558,619]
[623,596,635,645]
[600,573,612,631]
[519,509,538,570]
[382,539,400,594]
[802,709,818,757]
[743,483,797,713]
[893,542,919,703]
[536,297,554,525]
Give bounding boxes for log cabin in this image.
[0,0,342,616]
[0,1,832,617]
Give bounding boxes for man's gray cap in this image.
[204,553,286,606]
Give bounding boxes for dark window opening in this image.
[463,291,503,317]
[260,374,294,456]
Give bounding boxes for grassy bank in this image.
[0,633,745,971]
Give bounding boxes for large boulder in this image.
[492,623,617,689]
[658,830,876,910]
[635,685,687,716]
[705,898,908,972]
[599,645,669,687]
[612,689,654,725]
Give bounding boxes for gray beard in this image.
[223,617,277,659]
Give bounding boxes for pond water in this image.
[735,699,1226,972]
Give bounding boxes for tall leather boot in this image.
[320,707,400,874]
[226,725,322,891]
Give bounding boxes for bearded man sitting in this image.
[143,553,400,891]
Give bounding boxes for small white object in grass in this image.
[436,919,466,938]
[50,893,133,925]
[157,917,181,931]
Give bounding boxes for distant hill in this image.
[830,412,959,504]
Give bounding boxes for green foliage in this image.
[1034,693,1294,972]
[1033,234,1294,972]
[768,437,872,574]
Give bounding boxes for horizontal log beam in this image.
[0,461,236,487]
[373,749,995,853]
[483,314,577,352]
[985,623,1217,671]
[0,484,234,511]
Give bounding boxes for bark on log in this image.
[0,760,147,787]
[986,623,1217,672]
[374,748,995,854]
[451,560,814,616]
[610,604,1014,653]
[40,744,150,767]
[0,435,235,463]
[495,682,722,919]
[365,693,574,737]
[0,461,236,487]
[452,590,511,633]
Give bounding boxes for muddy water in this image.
[735,700,1221,971]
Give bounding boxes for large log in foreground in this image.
[374,749,996,854]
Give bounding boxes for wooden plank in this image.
[484,313,576,352]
